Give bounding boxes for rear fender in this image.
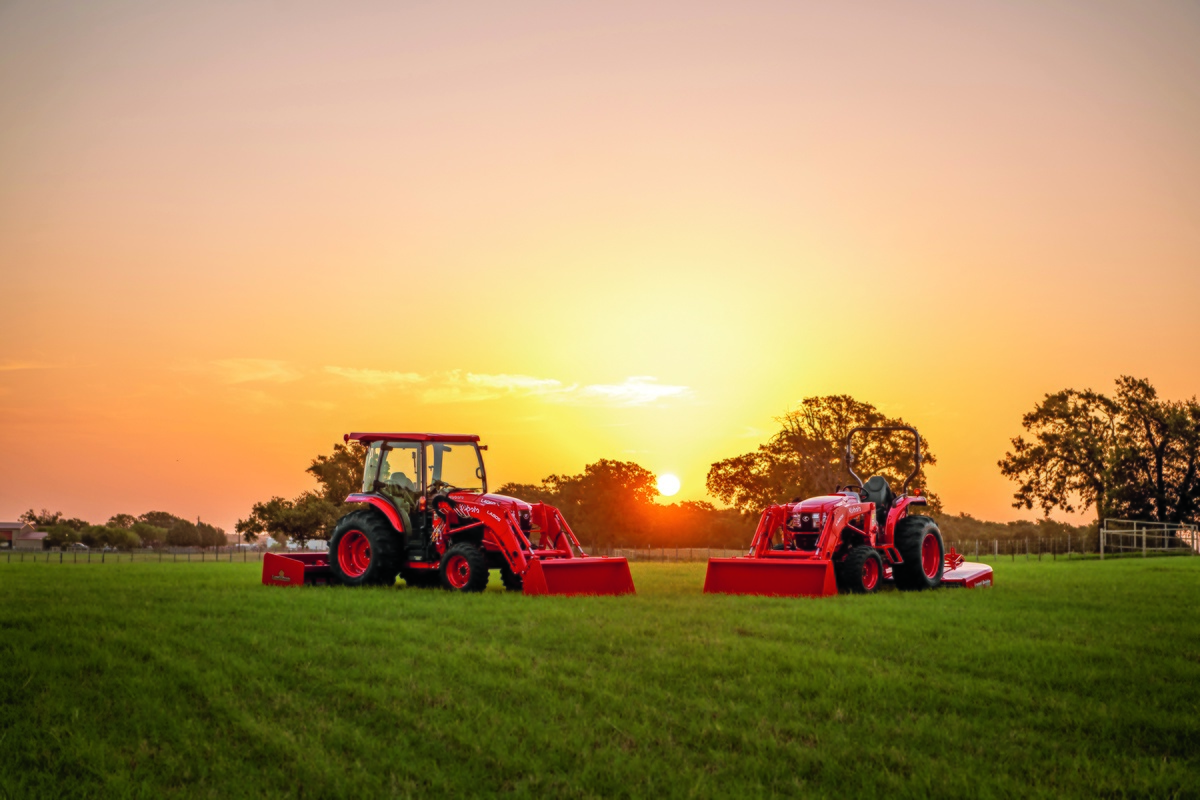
[344,493,407,535]
[883,496,928,543]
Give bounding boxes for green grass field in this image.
[2,558,1198,799]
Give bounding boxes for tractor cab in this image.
[357,435,488,560]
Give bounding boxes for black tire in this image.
[894,515,944,591]
[399,568,441,589]
[439,543,490,592]
[838,546,884,594]
[328,510,403,587]
[499,561,523,592]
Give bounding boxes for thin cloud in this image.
[210,359,302,384]
[572,377,693,407]
[420,371,575,403]
[0,361,53,372]
[324,366,426,386]
[325,367,692,407]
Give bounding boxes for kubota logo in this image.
[272,571,291,582]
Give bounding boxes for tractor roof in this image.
[344,432,481,444]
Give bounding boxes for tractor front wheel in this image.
[499,561,523,592]
[839,546,883,594]
[894,515,944,591]
[328,510,402,587]
[439,543,490,592]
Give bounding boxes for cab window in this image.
[378,442,422,511]
[425,443,485,495]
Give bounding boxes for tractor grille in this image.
[787,512,823,533]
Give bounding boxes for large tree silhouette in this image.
[706,395,937,515]
[1000,376,1200,525]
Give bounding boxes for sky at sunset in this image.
[2,0,1198,531]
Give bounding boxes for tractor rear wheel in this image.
[499,561,523,592]
[439,543,490,592]
[328,510,402,587]
[894,515,944,591]
[839,546,883,594]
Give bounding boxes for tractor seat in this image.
[863,475,894,529]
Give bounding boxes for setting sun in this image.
[657,473,681,497]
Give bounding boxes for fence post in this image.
[1100,524,1105,560]
[1142,523,1146,557]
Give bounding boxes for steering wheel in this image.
[841,484,866,498]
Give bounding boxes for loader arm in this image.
[748,506,790,557]
[530,503,588,557]
[451,500,532,575]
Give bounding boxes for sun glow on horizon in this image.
[657,473,681,497]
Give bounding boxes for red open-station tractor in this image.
[263,433,635,596]
[704,426,994,597]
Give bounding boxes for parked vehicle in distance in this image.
[67,542,89,550]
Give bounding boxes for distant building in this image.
[0,522,48,550]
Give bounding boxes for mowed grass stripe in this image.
[1,559,1197,798]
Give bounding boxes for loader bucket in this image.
[262,552,332,587]
[703,557,838,598]
[522,557,636,596]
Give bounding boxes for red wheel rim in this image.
[445,554,471,589]
[920,533,940,578]
[862,556,880,590]
[338,530,371,578]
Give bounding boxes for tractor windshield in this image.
[425,442,485,495]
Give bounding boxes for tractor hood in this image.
[449,491,533,513]
[790,495,855,513]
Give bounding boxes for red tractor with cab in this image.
[704,426,993,597]
[263,432,635,596]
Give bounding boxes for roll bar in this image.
[845,426,922,493]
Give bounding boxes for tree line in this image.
[19,509,228,550]
[234,374,1196,550]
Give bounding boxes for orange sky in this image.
[2,1,1198,531]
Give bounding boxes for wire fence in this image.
[4,522,1198,567]
[0,547,272,564]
